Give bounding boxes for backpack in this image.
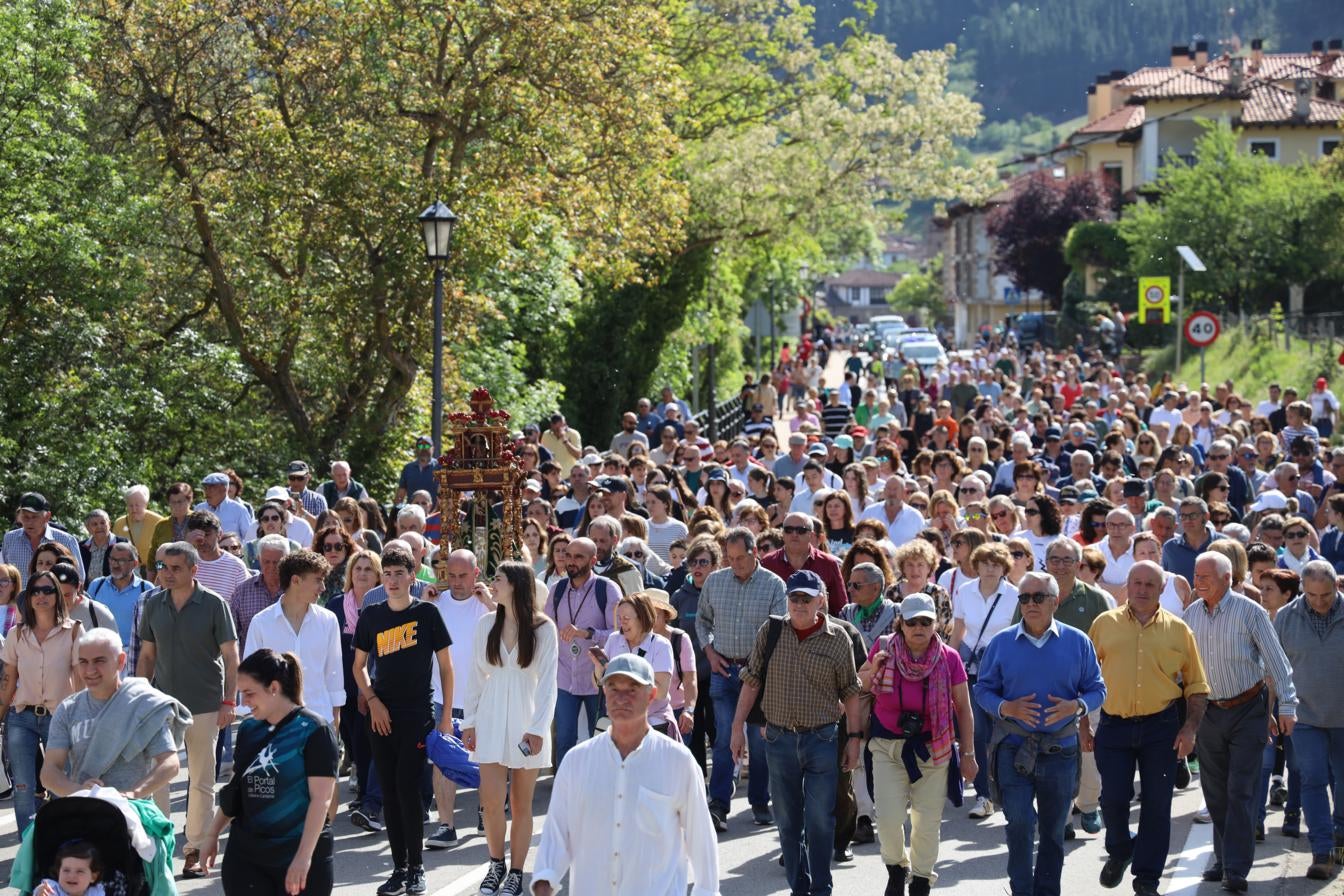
[552,578,610,627]
[670,629,685,685]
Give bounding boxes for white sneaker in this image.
[1194,804,1211,824]
[969,796,994,818]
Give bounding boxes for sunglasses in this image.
[623,551,647,560]
[1208,454,1229,461]
[787,592,819,603]
[687,557,714,568]
[1285,530,1309,539]
[909,502,929,511]
[1023,507,1040,516]
[964,511,986,521]
[782,525,810,535]
[902,617,934,627]
[1009,550,1028,560]
[1018,592,1050,604]
[260,514,283,522]
[28,585,58,596]
[991,510,1011,520]
[846,580,875,590]
[321,542,347,552]
[1091,519,1108,528]
[287,475,306,481]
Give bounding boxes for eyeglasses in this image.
[1047,555,1077,566]
[321,542,347,552]
[1023,507,1040,517]
[687,557,714,568]
[1178,511,1204,521]
[908,502,929,511]
[902,617,934,627]
[1018,592,1050,604]
[782,525,810,535]
[1009,550,1028,560]
[1285,530,1309,539]
[154,561,167,571]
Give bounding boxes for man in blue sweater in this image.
[974,571,1107,896]
[1161,496,1223,585]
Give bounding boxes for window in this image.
[1101,162,1124,191]
[1323,138,1341,157]
[1248,139,1279,160]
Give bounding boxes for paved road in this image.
[0,756,1324,895]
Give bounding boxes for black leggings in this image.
[221,831,333,896]
[369,712,431,868]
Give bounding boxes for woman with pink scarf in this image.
[326,549,382,825]
[859,594,978,896]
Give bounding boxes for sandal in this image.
[181,847,206,879]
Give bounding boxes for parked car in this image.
[901,340,947,374]
[1007,312,1059,348]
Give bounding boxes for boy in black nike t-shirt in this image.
[354,544,454,896]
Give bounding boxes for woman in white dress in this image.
[461,561,558,896]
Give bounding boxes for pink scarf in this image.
[343,589,360,635]
[874,631,956,764]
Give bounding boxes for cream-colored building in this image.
[1060,40,1344,190]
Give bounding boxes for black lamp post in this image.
[419,201,459,457]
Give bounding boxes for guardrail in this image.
[692,395,746,441]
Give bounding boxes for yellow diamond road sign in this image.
[1138,276,1171,324]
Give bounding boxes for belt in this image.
[1209,681,1264,710]
[21,705,50,717]
[767,721,837,735]
[722,656,750,666]
[1101,701,1177,722]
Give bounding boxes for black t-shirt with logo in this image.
[234,708,338,866]
[353,599,451,714]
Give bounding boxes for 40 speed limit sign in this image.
[1183,311,1220,348]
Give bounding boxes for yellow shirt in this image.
[114,512,164,568]
[1088,605,1210,718]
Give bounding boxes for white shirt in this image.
[1148,406,1184,438]
[859,503,925,544]
[429,592,494,710]
[1098,537,1134,587]
[1309,389,1339,421]
[954,577,1019,658]
[243,600,345,723]
[1255,399,1280,418]
[286,518,314,548]
[532,729,720,896]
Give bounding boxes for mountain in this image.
[813,0,1344,122]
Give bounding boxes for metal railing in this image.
[1237,310,1344,352]
[693,395,746,441]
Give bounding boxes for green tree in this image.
[887,260,947,325]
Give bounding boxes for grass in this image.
[1140,324,1344,399]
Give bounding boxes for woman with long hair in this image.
[462,561,558,896]
[0,570,82,833]
[27,542,75,579]
[930,451,962,494]
[936,528,988,598]
[822,491,857,557]
[333,497,382,553]
[644,485,689,566]
[312,526,355,604]
[201,649,338,896]
[542,532,572,588]
[1073,499,1114,546]
[842,463,869,517]
[522,520,549,577]
[326,549,381,828]
[926,490,959,553]
[1011,462,1045,505]
[1021,495,1062,570]
[860,596,977,896]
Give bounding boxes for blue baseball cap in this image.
[786,569,826,598]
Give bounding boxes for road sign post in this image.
[1183,311,1220,383]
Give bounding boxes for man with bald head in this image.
[544,537,621,769]
[1086,561,1210,895]
[424,549,496,847]
[1184,552,1298,892]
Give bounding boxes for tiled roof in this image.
[1130,69,1239,101]
[1115,52,1344,95]
[1237,83,1344,126]
[1074,105,1146,134]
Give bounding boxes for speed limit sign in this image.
[1184,311,1220,348]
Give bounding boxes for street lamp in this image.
[419,201,459,457]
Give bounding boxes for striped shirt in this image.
[695,563,786,660]
[1182,590,1297,715]
[194,552,251,604]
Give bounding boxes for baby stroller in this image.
[18,797,149,896]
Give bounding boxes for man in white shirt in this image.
[1148,393,1185,443]
[860,476,925,544]
[532,653,719,896]
[425,549,496,848]
[1255,384,1282,420]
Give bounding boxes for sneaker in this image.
[1306,854,1336,881]
[1282,810,1300,838]
[1081,809,1102,834]
[1064,822,1076,841]
[426,824,458,849]
[1194,804,1211,824]
[406,866,427,896]
[1255,822,1265,842]
[498,870,524,896]
[752,804,774,826]
[352,808,385,833]
[479,859,507,896]
[377,868,408,896]
[709,802,728,833]
[1269,775,1287,807]
[1099,854,1131,889]
[969,796,994,819]
[1174,757,1191,789]
[852,815,875,844]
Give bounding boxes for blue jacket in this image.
[1320,528,1344,574]
[1162,525,1224,584]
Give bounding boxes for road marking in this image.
[427,829,545,896]
[1165,815,1212,896]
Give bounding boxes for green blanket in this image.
[8,798,177,896]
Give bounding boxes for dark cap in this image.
[286,460,310,476]
[1058,485,1080,501]
[1122,478,1148,497]
[17,492,49,513]
[522,422,540,434]
[785,569,825,597]
[595,476,628,494]
[50,562,79,587]
[1044,426,1062,440]
[705,467,729,482]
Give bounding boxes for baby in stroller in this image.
[34,840,105,896]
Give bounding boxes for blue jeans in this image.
[1291,723,1344,856]
[709,665,769,808]
[1257,734,1300,824]
[969,697,994,799]
[1095,706,1180,887]
[764,724,840,896]
[996,741,1078,896]
[554,689,600,771]
[8,710,52,835]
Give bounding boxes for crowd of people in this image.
[2,328,1343,896]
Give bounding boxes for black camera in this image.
[898,711,924,738]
